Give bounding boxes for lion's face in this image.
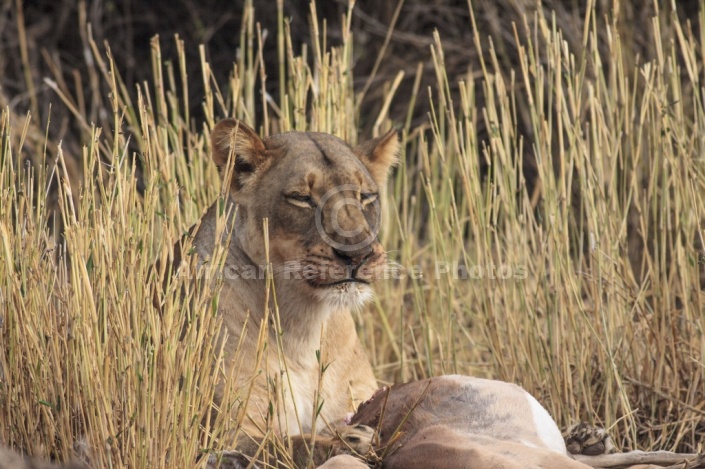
[210,119,399,309]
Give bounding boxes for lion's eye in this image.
[286,193,316,209]
[361,193,378,206]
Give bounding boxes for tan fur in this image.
[177,119,398,466]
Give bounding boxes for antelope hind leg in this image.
[574,451,705,468]
[564,423,704,468]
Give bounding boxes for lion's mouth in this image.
[308,278,371,288]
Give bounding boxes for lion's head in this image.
[210,119,399,310]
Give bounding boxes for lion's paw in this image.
[563,422,616,456]
[206,450,260,469]
[332,424,376,457]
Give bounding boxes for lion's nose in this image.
[333,246,374,271]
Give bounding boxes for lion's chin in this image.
[312,282,373,310]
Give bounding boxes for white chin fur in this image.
[313,283,373,310]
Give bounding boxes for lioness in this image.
[175,119,397,467]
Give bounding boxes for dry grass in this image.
[1,0,704,467]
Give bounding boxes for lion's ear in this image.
[210,118,267,190]
[355,129,400,186]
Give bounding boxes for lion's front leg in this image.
[206,424,375,469]
[290,424,376,468]
[206,450,256,469]
[316,454,370,469]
